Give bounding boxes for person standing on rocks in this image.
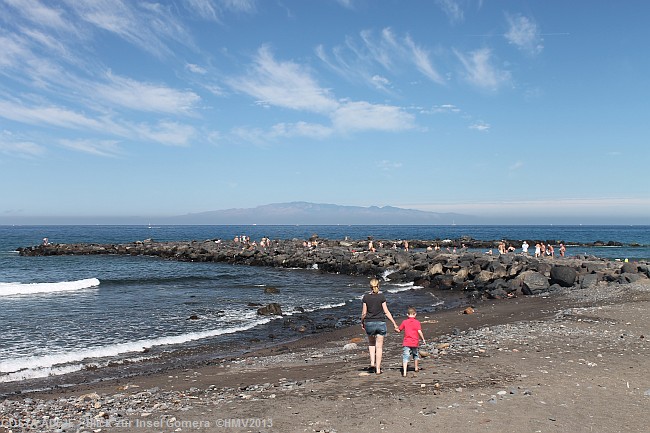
[547,243,555,257]
[361,278,399,375]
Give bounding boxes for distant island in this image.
[164,202,474,225]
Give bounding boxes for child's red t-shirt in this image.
[399,316,421,347]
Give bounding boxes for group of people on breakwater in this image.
[495,240,566,257]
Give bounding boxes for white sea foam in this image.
[380,268,396,280]
[287,301,347,314]
[0,318,273,382]
[385,282,422,293]
[0,278,100,296]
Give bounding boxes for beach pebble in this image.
[343,343,358,350]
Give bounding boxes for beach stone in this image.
[428,262,444,275]
[257,303,283,316]
[432,274,454,289]
[475,270,495,284]
[522,272,550,295]
[581,273,599,290]
[621,262,638,274]
[619,273,645,284]
[550,265,577,287]
[343,343,358,350]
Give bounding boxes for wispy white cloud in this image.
[331,101,415,132]
[186,63,207,74]
[505,13,543,56]
[317,27,445,89]
[509,160,524,170]
[58,139,122,157]
[370,75,391,91]
[335,0,355,9]
[435,0,464,24]
[469,121,490,131]
[228,45,339,113]
[424,104,461,114]
[131,120,196,147]
[0,33,30,69]
[185,0,220,21]
[0,99,197,149]
[404,35,445,84]
[377,160,403,171]
[3,0,72,31]
[269,121,332,139]
[231,121,332,145]
[455,48,511,90]
[92,72,201,114]
[0,100,104,130]
[0,136,46,158]
[221,0,257,14]
[62,0,192,59]
[360,28,396,71]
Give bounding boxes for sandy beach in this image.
[2,277,649,433]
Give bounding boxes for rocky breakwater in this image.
[17,238,650,300]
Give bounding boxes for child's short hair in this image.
[407,306,417,316]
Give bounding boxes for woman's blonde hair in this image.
[369,278,380,293]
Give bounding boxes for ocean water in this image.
[0,224,648,391]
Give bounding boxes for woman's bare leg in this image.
[367,335,376,368]
[375,335,384,373]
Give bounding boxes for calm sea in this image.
[0,225,648,392]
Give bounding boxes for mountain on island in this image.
[167,202,475,225]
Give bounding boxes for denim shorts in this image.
[402,346,419,362]
[364,321,387,336]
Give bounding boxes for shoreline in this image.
[0,284,466,398]
[2,280,649,432]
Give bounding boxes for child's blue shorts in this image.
[402,346,419,362]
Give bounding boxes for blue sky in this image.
[1,0,648,224]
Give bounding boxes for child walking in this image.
[397,307,426,377]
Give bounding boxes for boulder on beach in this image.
[257,303,283,316]
[522,271,550,295]
[550,265,577,287]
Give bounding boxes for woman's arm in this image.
[382,302,399,331]
[361,302,367,329]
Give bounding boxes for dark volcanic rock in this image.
[521,272,550,295]
[550,265,577,287]
[580,273,600,290]
[264,286,280,294]
[257,303,283,316]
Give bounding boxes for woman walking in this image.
[361,278,399,375]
